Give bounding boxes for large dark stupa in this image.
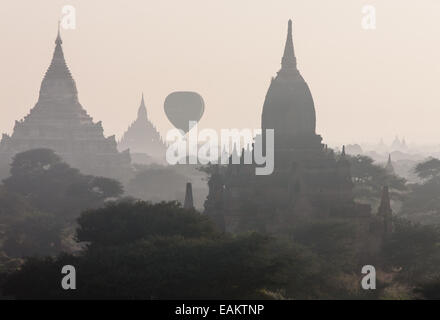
[204,20,371,233]
[262,19,318,149]
[0,28,132,181]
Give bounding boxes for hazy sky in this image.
[1,0,440,146]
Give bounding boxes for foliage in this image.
[0,186,62,258]
[4,199,440,299]
[3,233,292,299]
[2,212,63,258]
[401,178,440,218]
[348,155,406,202]
[76,201,217,246]
[1,254,79,299]
[414,158,440,180]
[0,149,124,258]
[291,219,359,272]
[382,218,440,282]
[3,149,123,219]
[414,276,440,299]
[126,166,187,203]
[401,158,440,223]
[2,201,305,299]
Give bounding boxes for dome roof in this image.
[261,20,316,146]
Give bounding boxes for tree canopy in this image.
[2,201,305,299]
[3,148,123,219]
[0,149,124,259]
[401,158,440,223]
[76,201,216,246]
[414,158,440,180]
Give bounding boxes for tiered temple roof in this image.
[118,94,167,164]
[0,26,132,181]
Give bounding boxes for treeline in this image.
[0,149,439,299]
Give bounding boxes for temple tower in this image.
[0,26,132,181]
[261,19,319,150]
[118,93,167,164]
[183,182,194,210]
[385,154,395,175]
[204,20,367,233]
[377,186,393,236]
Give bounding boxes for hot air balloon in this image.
[164,91,205,134]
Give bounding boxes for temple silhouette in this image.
[0,27,132,181]
[118,93,167,165]
[205,20,373,233]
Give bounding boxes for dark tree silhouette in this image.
[76,201,216,246]
[348,155,406,201]
[0,149,124,258]
[3,148,123,219]
[2,201,300,299]
[414,158,440,180]
[401,158,440,223]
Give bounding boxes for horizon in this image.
[1,0,440,146]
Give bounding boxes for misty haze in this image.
[0,0,439,305]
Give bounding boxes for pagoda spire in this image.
[385,154,395,174]
[378,186,393,236]
[378,186,391,214]
[183,182,194,209]
[38,22,77,102]
[50,21,67,68]
[55,20,62,45]
[137,93,148,120]
[281,19,297,70]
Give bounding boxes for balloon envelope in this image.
[164,91,205,134]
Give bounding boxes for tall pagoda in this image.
[377,186,393,237]
[118,94,167,164]
[385,154,395,175]
[0,26,132,181]
[205,20,371,233]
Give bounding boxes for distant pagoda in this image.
[118,94,167,164]
[377,186,393,237]
[183,182,194,210]
[0,26,132,181]
[385,154,395,175]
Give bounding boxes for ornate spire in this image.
[50,21,67,70]
[378,186,393,236]
[55,20,62,45]
[183,182,194,209]
[385,154,395,174]
[137,93,148,120]
[38,22,77,102]
[281,19,297,70]
[378,186,391,214]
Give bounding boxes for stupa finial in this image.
[55,20,62,45]
[281,19,296,69]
